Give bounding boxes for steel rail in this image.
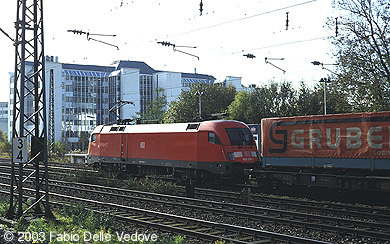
[0,171,389,241]
[187,187,390,222]
[2,171,387,242]
[0,185,331,244]
[45,179,390,241]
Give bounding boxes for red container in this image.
[261,112,390,159]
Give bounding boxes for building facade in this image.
[0,102,8,134]
[8,57,244,149]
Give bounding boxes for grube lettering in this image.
[265,115,390,158]
[326,128,340,149]
[309,129,322,149]
[291,127,386,150]
[291,129,303,149]
[346,127,362,149]
[368,127,382,149]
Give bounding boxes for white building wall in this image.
[7,58,245,145]
[156,72,182,105]
[8,73,13,141]
[120,68,140,120]
[224,76,243,92]
[8,65,38,142]
[0,102,8,134]
[45,61,64,142]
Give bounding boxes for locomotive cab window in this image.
[90,133,96,142]
[208,132,221,145]
[225,128,254,146]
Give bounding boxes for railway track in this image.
[0,159,99,181]
[0,171,389,243]
[0,158,389,242]
[179,187,390,224]
[0,158,94,172]
[0,181,330,244]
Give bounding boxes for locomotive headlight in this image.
[228,152,235,161]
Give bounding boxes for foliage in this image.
[226,91,252,122]
[164,83,236,122]
[124,177,177,195]
[0,196,184,244]
[329,0,390,112]
[0,200,9,216]
[0,130,7,142]
[213,240,233,244]
[228,81,298,123]
[75,170,178,195]
[136,88,168,123]
[61,205,113,232]
[0,130,11,156]
[79,132,89,152]
[228,81,352,124]
[295,81,323,116]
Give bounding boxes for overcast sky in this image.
[0,0,340,103]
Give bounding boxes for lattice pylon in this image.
[6,0,52,219]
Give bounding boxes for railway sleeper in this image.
[193,227,212,232]
[237,236,255,241]
[249,239,272,244]
[182,225,200,230]
[207,230,225,235]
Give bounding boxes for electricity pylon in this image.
[6,0,51,219]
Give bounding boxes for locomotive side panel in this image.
[88,133,100,157]
[127,132,198,162]
[99,133,122,159]
[196,131,225,162]
[87,120,259,182]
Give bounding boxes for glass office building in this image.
[8,57,242,149]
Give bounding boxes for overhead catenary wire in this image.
[67,29,119,50]
[163,0,317,39]
[225,36,331,56]
[0,27,14,42]
[265,57,286,74]
[0,0,337,101]
[157,41,199,60]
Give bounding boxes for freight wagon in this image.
[255,112,390,192]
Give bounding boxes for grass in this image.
[74,170,178,195]
[0,196,186,243]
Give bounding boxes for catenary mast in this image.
[6,0,51,219]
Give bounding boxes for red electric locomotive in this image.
[87,120,259,182]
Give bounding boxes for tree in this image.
[0,130,11,156]
[314,82,353,114]
[296,81,321,116]
[227,91,252,123]
[330,0,390,111]
[164,83,236,122]
[79,132,89,152]
[228,81,297,124]
[0,130,7,142]
[136,88,168,122]
[228,81,352,124]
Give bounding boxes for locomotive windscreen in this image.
[225,128,255,146]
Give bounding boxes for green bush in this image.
[124,178,177,195]
[0,200,9,216]
[61,205,113,232]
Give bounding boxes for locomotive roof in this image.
[93,120,246,134]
